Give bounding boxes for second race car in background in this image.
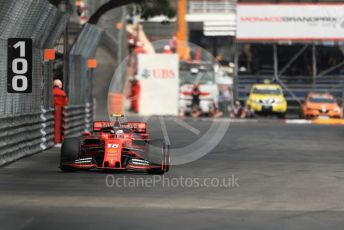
[300,92,343,119]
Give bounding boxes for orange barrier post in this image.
[87,59,97,69]
[44,49,55,61]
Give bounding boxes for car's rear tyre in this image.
[60,137,80,172]
[147,139,169,175]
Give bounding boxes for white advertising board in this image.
[237,3,344,41]
[137,54,179,116]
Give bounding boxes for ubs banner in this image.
[137,54,179,116]
[237,3,344,41]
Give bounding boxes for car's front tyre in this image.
[60,137,80,172]
[147,140,169,175]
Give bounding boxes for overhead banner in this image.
[237,3,344,41]
[137,54,179,116]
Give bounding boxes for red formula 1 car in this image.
[60,115,170,174]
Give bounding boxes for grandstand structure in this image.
[235,0,344,112]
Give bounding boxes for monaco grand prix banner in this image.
[137,54,179,116]
[236,3,344,41]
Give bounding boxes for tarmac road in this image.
[1,118,344,230]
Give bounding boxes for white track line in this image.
[159,117,171,145]
[172,118,201,135]
[285,119,312,124]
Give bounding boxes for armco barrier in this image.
[85,102,93,132]
[40,108,55,150]
[62,104,93,138]
[0,109,55,165]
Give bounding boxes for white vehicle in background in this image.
[179,62,218,114]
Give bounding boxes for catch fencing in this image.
[0,0,68,165]
[86,1,128,116]
[64,23,102,137]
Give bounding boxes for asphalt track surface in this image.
[1,117,344,230]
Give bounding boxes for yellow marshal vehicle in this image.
[246,83,287,118]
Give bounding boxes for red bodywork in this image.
[62,120,169,173]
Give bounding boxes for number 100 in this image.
[12,42,28,91]
[7,38,32,93]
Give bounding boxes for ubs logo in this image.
[152,69,176,79]
[142,68,151,79]
[141,68,176,79]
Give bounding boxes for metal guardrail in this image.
[0,109,55,166]
[85,102,93,132]
[40,108,55,150]
[62,103,93,138]
[188,0,236,14]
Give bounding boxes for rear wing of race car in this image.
[125,122,147,133]
[93,121,147,134]
[93,121,112,132]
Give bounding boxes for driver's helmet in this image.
[116,129,124,137]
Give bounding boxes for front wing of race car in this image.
[62,158,165,171]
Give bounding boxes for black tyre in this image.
[277,112,286,119]
[60,137,80,172]
[147,139,168,175]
